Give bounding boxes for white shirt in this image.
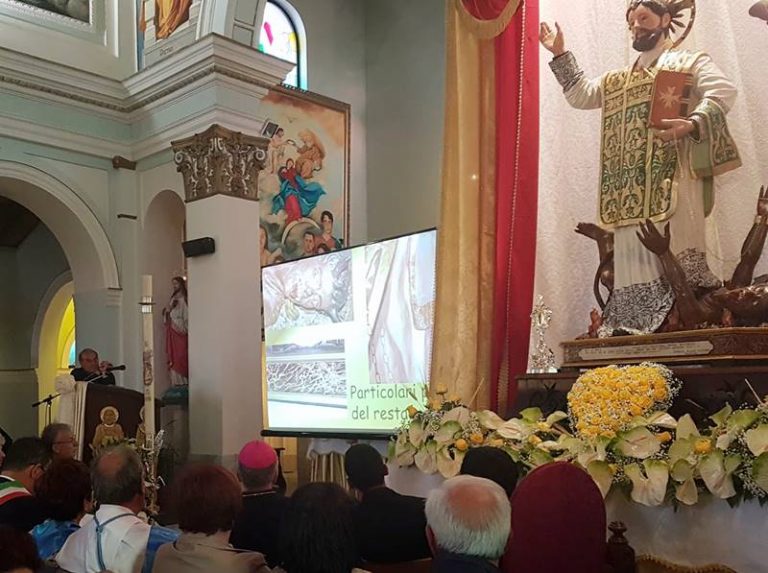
[57,504,151,573]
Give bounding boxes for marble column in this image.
[172,125,269,465]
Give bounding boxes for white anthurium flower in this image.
[442,406,471,426]
[434,421,463,446]
[670,459,697,506]
[646,411,678,429]
[477,410,506,431]
[613,427,661,459]
[537,440,564,452]
[408,419,425,448]
[519,407,543,423]
[699,451,741,499]
[751,452,768,494]
[436,448,465,478]
[497,418,532,441]
[414,441,438,474]
[709,404,733,428]
[625,460,669,507]
[744,425,768,457]
[667,438,695,467]
[545,411,569,426]
[586,460,613,498]
[675,414,700,440]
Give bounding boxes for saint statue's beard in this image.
[632,27,665,52]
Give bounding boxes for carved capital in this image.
[171,124,269,202]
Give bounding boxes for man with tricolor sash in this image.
[0,437,50,531]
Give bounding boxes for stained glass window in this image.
[259,1,302,88]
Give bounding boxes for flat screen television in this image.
[261,228,437,437]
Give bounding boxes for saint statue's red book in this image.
[649,70,693,129]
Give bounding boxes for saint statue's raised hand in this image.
[539,22,565,57]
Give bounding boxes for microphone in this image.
[106,365,126,372]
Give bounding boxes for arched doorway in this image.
[0,162,120,438]
[143,189,186,397]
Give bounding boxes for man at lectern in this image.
[70,348,116,386]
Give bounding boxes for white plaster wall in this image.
[287,0,368,244]
[0,0,136,79]
[364,0,446,240]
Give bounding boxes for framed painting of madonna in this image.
[258,86,350,266]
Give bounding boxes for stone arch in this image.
[0,161,119,293]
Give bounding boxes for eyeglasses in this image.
[54,437,77,446]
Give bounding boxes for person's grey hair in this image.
[41,423,71,450]
[425,475,511,560]
[92,445,144,506]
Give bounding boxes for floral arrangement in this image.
[390,363,768,507]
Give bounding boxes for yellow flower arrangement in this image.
[568,363,677,439]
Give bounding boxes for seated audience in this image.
[459,447,519,498]
[70,347,116,385]
[503,462,607,573]
[41,423,78,461]
[231,440,287,567]
[31,458,92,560]
[425,475,511,573]
[57,445,178,573]
[344,443,431,564]
[0,525,42,573]
[276,482,366,573]
[153,463,270,573]
[0,437,50,531]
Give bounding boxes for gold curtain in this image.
[430,3,498,410]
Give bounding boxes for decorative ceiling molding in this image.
[0,33,292,159]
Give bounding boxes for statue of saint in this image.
[163,276,189,387]
[91,406,125,454]
[541,0,741,336]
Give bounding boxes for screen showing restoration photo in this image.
[262,228,437,434]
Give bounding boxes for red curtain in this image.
[460,0,540,413]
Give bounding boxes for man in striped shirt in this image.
[0,437,50,531]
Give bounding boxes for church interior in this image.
[1,0,768,572]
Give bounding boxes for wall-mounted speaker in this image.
[182,237,216,257]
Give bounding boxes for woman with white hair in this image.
[425,475,511,573]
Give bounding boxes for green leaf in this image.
[408,419,425,448]
[751,452,768,493]
[529,448,554,467]
[699,450,737,499]
[709,404,733,427]
[477,410,506,431]
[727,410,760,431]
[716,430,739,451]
[545,411,569,426]
[675,478,698,506]
[625,460,669,507]
[613,427,661,459]
[587,460,614,498]
[434,421,462,445]
[745,425,768,457]
[646,411,678,429]
[442,407,471,426]
[676,414,700,440]
[520,407,543,423]
[387,440,396,461]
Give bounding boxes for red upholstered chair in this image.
[502,462,609,573]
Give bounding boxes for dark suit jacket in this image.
[0,476,48,531]
[355,486,431,564]
[230,490,287,567]
[433,551,501,573]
